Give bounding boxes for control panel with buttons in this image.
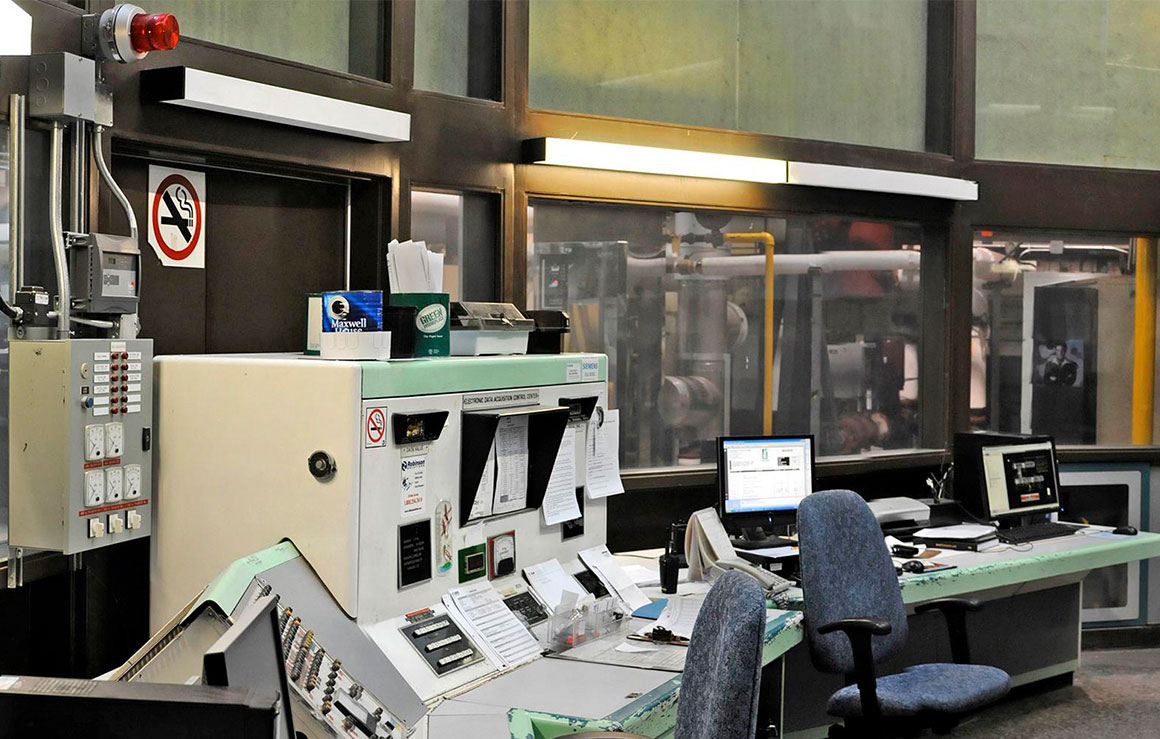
[9,338,153,554]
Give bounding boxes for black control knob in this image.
[308,451,337,481]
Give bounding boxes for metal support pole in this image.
[1132,237,1156,444]
[49,123,71,337]
[69,120,87,234]
[725,232,776,433]
[810,267,824,436]
[8,94,25,293]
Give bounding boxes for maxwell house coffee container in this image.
[319,290,391,359]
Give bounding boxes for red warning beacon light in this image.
[93,4,180,63]
[129,12,180,54]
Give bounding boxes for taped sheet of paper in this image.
[469,444,496,520]
[585,409,624,499]
[541,426,580,525]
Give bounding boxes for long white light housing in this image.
[524,137,788,184]
[787,161,977,201]
[524,138,978,201]
[140,67,411,143]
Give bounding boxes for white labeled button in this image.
[88,518,106,538]
[127,509,143,530]
[127,383,141,392]
[414,619,450,637]
[94,374,110,383]
[94,363,110,373]
[127,404,141,414]
[94,352,110,361]
[126,394,141,403]
[108,514,125,534]
[127,362,142,371]
[94,385,109,395]
[110,341,126,352]
[127,373,142,382]
[425,634,462,652]
[128,352,142,360]
[93,396,110,406]
[92,407,110,417]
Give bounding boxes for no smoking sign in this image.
[148,165,206,269]
[365,407,387,448]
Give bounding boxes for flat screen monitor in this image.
[718,435,815,530]
[202,593,295,739]
[979,440,1060,519]
[953,432,1062,522]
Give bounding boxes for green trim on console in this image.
[360,354,607,398]
[191,540,301,616]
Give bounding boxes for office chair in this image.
[797,490,1011,738]
[570,569,767,739]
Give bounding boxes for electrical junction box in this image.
[8,338,154,554]
[68,233,141,315]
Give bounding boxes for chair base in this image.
[827,713,961,738]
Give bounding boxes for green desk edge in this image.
[360,354,607,398]
[512,534,1160,738]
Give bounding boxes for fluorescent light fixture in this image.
[787,161,978,201]
[0,0,32,56]
[524,137,788,184]
[140,67,410,143]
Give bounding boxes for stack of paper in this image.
[443,581,542,671]
[578,545,652,611]
[387,239,444,293]
[523,559,588,614]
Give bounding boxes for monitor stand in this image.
[731,527,796,551]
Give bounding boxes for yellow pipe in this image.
[725,232,776,434]
[1132,236,1156,444]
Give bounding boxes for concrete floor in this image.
[952,648,1160,738]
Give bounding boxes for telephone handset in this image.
[686,508,791,595]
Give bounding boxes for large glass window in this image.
[529,0,931,151]
[976,0,1160,169]
[528,200,925,471]
[411,189,500,302]
[414,0,502,100]
[970,230,1154,444]
[162,0,387,79]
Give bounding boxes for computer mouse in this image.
[901,560,926,574]
[1113,525,1138,536]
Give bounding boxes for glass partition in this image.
[976,0,1160,169]
[411,189,500,303]
[161,0,387,80]
[415,0,502,100]
[970,229,1154,444]
[529,0,931,151]
[528,200,925,471]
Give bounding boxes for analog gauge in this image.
[125,465,142,499]
[85,424,105,461]
[105,422,124,458]
[106,467,123,502]
[84,469,105,507]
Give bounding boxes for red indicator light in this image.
[129,13,180,53]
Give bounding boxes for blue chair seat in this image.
[827,663,1011,718]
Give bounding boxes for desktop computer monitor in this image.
[718,435,815,541]
[953,432,1061,522]
[202,593,295,739]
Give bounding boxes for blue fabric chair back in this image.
[797,489,909,675]
[674,569,766,739]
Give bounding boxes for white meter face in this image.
[84,469,105,507]
[125,465,142,499]
[106,467,123,502]
[105,422,124,458]
[85,424,105,461]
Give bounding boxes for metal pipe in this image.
[92,126,137,240]
[69,120,86,233]
[8,94,25,293]
[49,123,71,337]
[692,250,921,277]
[725,232,776,434]
[1132,237,1156,444]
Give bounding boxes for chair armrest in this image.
[816,617,892,637]
[914,597,982,663]
[816,617,891,720]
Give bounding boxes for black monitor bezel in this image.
[980,436,1063,521]
[717,434,816,530]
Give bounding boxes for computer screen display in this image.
[980,440,1060,518]
[719,436,814,517]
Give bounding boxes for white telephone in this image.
[685,508,791,595]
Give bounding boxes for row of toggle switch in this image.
[88,509,143,538]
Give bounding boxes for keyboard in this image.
[997,521,1086,545]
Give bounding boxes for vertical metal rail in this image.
[49,123,71,337]
[69,121,87,233]
[8,94,25,293]
[725,232,776,433]
[1132,236,1156,444]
